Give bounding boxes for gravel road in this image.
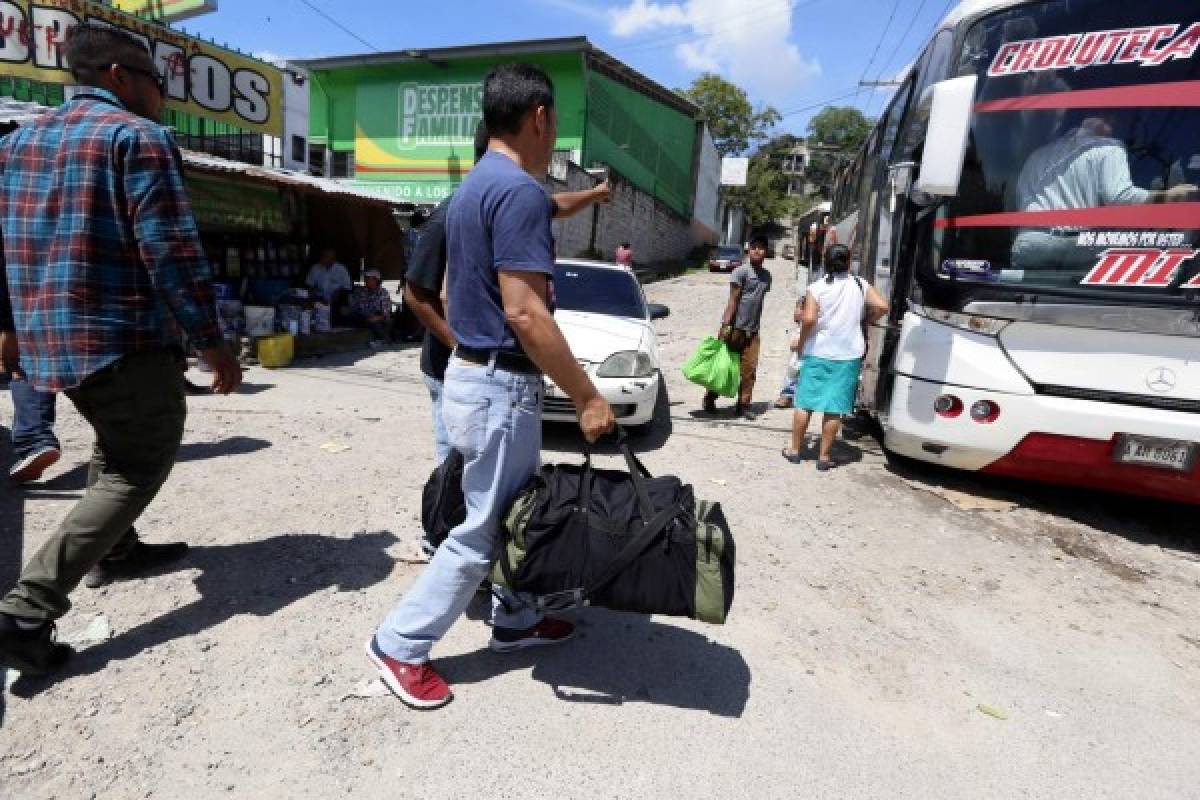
[2,258,1198,799]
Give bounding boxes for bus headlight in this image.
[923,308,1010,336]
[596,351,654,378]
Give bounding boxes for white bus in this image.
[829,0,1200,503]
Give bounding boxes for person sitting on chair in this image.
[349,269,392,347]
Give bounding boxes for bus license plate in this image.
[1113,435,1197,472]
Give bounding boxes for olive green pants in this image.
[0,350,185,621]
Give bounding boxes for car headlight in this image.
[596,351,654,378]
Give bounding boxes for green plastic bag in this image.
[682,335,741,398]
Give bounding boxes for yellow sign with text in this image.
[0,0,282,136]
[111,0,216,23]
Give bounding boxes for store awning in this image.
[180,150,407,208]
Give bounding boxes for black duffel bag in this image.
[490,438,735,624]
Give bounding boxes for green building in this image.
[300,37,703,217]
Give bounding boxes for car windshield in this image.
[553,263,647,319]
[716,246,741,260]
[924,0,1200,308]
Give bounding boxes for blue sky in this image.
[184,0,958,137]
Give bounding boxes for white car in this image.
[543,259,669,429]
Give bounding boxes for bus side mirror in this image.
[915,75,977,197]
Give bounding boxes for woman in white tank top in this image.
[783,245,889,471]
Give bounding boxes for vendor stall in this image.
[179,149,411,363]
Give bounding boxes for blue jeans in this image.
[376,358,543,662]
[422,373,451,464]
[10,378,59,460]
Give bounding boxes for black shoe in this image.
[84,541,189,589]
[183,379,210,396]
[702,396,718,414]
[0,616,73,676]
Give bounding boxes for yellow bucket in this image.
[257,333,294,368]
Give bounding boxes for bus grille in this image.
[1034,384,1200,414]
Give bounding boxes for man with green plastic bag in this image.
[690,236,772,418]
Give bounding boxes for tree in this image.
[803,106,874,198]
[805,106,873,152]
[678,73,781,156]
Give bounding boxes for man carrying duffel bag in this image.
[365,63,615,711]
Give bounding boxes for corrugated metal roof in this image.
[296,36,591,70]
[178,149,405,207]
[0,97,54,126]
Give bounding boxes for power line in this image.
[295,0,381,53]
[852,0,902,109]
[865,0,927,115]
[777,87,862,118]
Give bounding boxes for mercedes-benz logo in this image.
[1146,367,1177,393]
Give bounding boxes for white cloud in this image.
[253,50,289,67]
[610,0,689,36]
[609,0,820,99]
[533,0,611,22]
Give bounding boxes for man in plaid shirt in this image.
[0,24,241,676]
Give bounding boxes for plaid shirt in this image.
[0,88,220,392]
[350,285,392,318]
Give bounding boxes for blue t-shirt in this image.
[446,151,555,353]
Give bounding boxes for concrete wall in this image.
[692,127,721,241]
[282,63,311,172]
[549,161,696,266]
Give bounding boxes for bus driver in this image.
[1011,113,1198,273]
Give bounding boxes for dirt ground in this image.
[2,258,1198,799]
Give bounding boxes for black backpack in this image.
[420,449,465,551]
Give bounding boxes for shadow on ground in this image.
[881,449,1200,555]
[233,381,275,396]
[25,436,272,492]
[8,530,397,698]
[439,607,751,718]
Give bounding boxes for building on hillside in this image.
[777,139,843,197]
[299,37,718,263]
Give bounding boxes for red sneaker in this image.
[365,638,452,710]
[489,617,576,653]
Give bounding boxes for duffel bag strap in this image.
[583,503,678,601]
[620,442,656,523]
[581,429,656,520]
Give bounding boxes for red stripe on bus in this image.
[975,80,1200,112]
[933,203,1200,230]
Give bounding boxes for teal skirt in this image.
[794,356,862,415]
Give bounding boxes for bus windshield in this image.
[926,0,1200,309]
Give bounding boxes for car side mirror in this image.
[914,74,977,197]
[648,303,670,320]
